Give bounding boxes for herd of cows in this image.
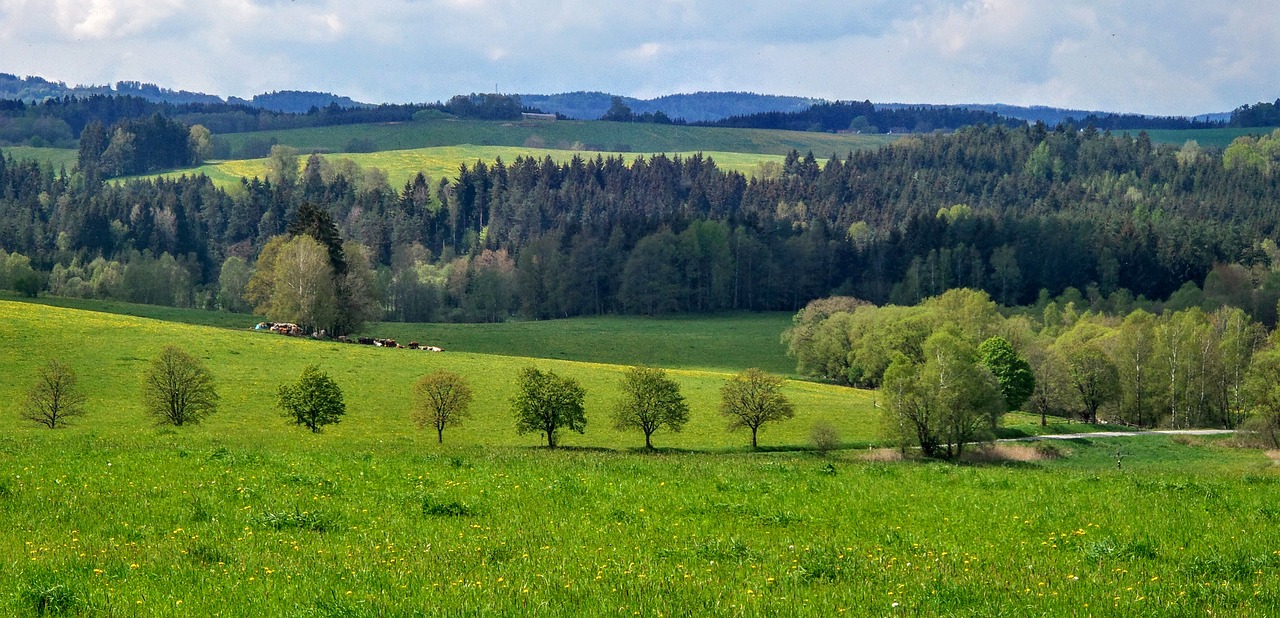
[253,322,445,352]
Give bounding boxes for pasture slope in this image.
[1,299,1279,616]
[150,146,795,191]
[212,118,897,159]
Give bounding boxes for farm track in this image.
[1004,429,1236,441]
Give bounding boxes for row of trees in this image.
[22,348,346,432]
[422,364,795,449]
[784,289,1280,457]
[21,353,796,449]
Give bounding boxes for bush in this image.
[809,420,841,454]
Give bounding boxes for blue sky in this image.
[2,0,1277,115]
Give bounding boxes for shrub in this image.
[809,420,841,454]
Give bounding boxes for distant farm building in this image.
[521,112,557,121]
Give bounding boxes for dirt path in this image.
[1002,429,1235,442]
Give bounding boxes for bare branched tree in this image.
[23,359,87,428]
[142,345,219,426]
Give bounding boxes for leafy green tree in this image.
[247,235,337,333]
[413,370,473,444]
[266,144,300,187]
[142,345,218,426]
[217,255,253,313]
[512,367,586,448]
[882,352,937,455]
[278,364,345,432]
[188,124,213,165]
[977,336,1035,411]
[1111,310,1163,427]
[719,368,794,449]
[921,331,1004,458]
[1243,345,1280,447]
[22,359,87,428]
[1058,341,1119,424]
[601,96,634,122]
[883,332,1003,458]
[612,366,690,449]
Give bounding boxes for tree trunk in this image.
[437,428,444,444]
[547,428,556,448]
[751,427,758,449]
[645,432,653,449]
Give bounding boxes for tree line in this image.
[0,92,539,150]
[5,122,1280,325]
[21,350,797,450]
[784,289,1280,457]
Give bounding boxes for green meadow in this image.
[144,145,795,190]
[1,299,1279,616]
[214,117,896,159]
[0,146,79,169]
[1141,126,1278,149]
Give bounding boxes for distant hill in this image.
[899,103,1233,126]
[0,73,368,111]
[519,91,818,122]
[232,90,372,113]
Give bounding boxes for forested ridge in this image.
[3,122,1280,325]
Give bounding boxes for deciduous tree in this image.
[611,366,689,449]
[720,368,794,449]
[142,345,218,426]
[512,367,586,448]
[22,359,87,428]
[977,335,1035,411]
[413,370,473,444]
[278,364,345,432]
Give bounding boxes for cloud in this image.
[0,0,1275,115]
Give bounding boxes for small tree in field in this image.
[720,368,795,449]
[23,359,87,428]
[612,366,690,449]
[143,345,218,426]
[512,367,586,448]
[278,364,345,432]
[413,370,473,443]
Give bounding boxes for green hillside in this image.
[2,300,1279,616]
[144,145,794,189]
[1141,126,1279,148]
[7,295,795,375]
[0,300,873,449]
[216,117,897,158]
[0,145,79,169]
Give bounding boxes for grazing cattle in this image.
[407,342,420,350]
[358,337,375,345]
[424,346,444,352]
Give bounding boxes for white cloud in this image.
[0,0,1275,114]
[52,0,184,39]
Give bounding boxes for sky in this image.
[2,0,1277,116]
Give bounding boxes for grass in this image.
[2,299,1279,615]
[1,293,795,375]
[366,312,796,375]
[0,146,79,169]
[139,145,796,190]
[0,299,871,450]
[1139,126,1279,149]
[214,117,897,159]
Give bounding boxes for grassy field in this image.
[2,294,795,376]
[214,117,897,159]
[141,145,795,190]
[0,146,79,169]
[2,299,1279,615]
[1141,127,1279,149]
[0,300,869,449]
